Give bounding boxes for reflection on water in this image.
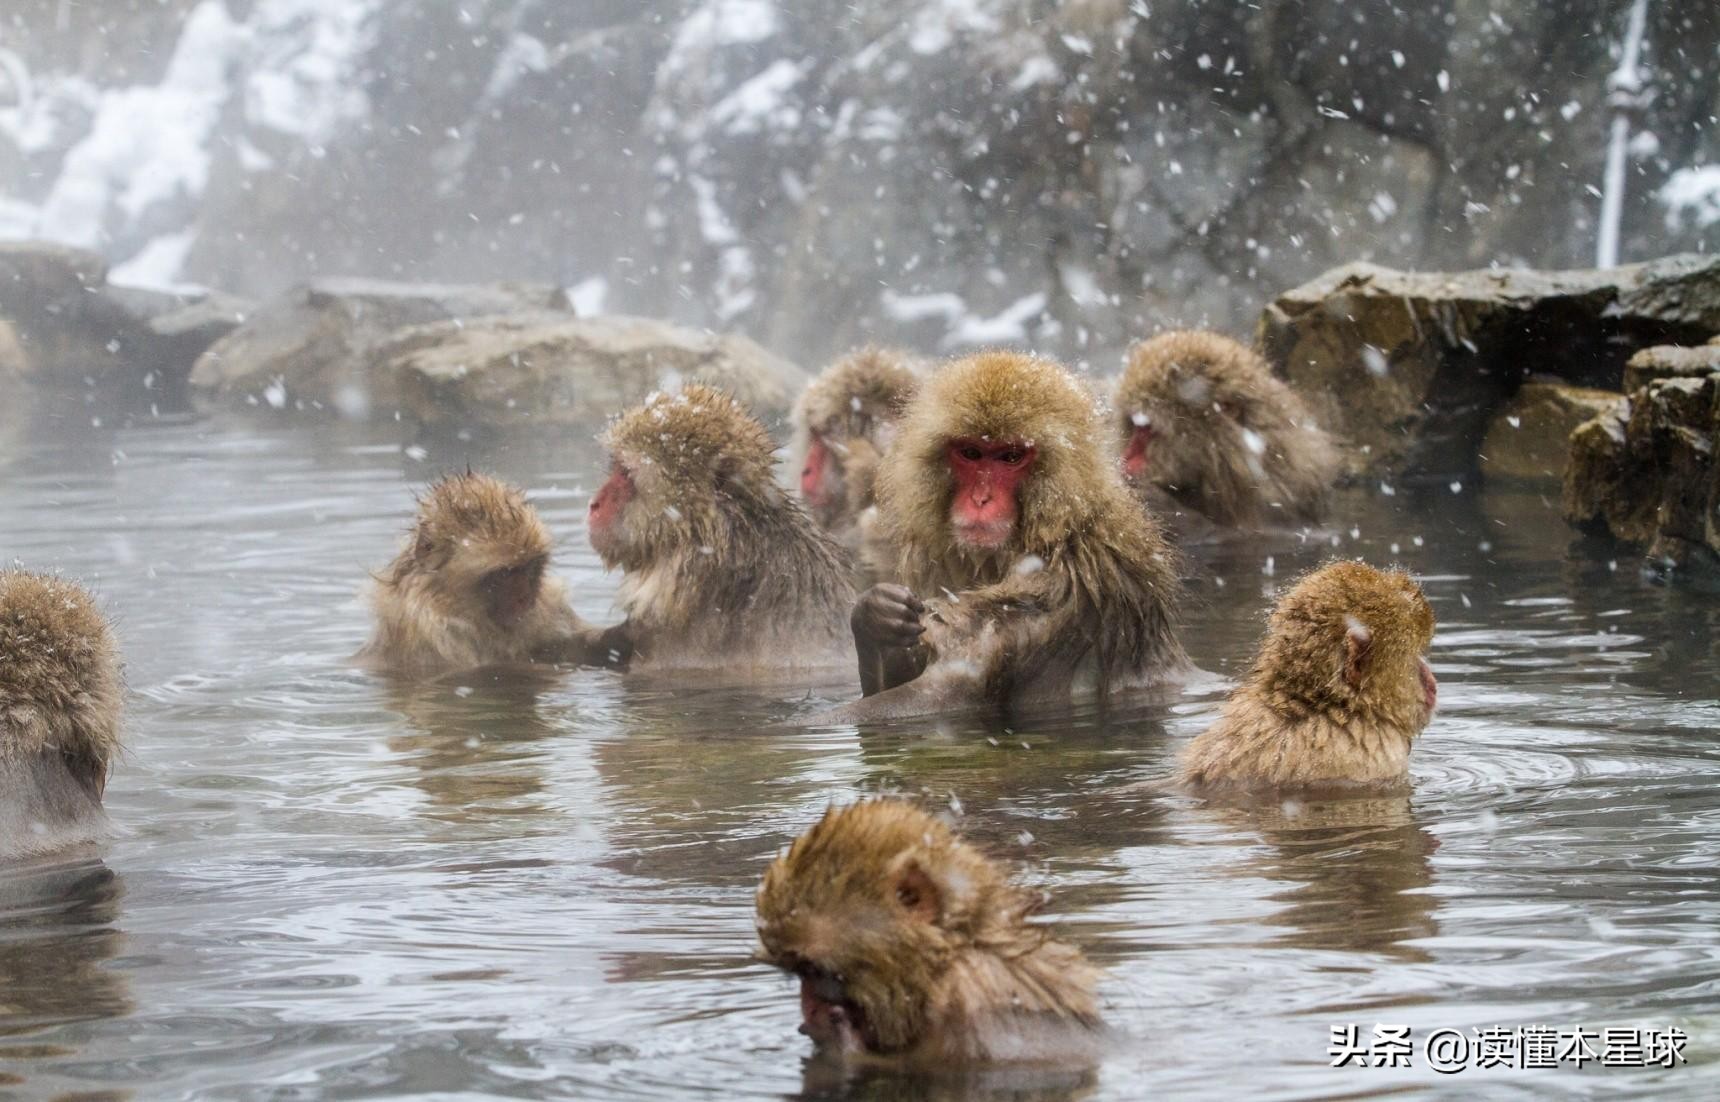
[0,399,1717,1098]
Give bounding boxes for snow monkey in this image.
[1179,560,1438,796]
[793,347,922,551]
[1117,330,1340,532]
[756,799,1103,1063]
[359,472,622,676]
[846,351,1187,716]
[587,385,856,670]
[1,570,123,857]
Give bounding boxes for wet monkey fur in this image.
[1179,560,1438,796]
[846,351,1187,716]
[756,799,1103,1063]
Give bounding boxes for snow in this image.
[945,292,1046,347]
[110,230,200,291]
[1661,166,1720,230]
[568,277,609,316]
[909,0,1001,56]
[709,60,807,136]
[666,0,781,73]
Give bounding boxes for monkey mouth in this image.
[794,964,875,1054]
[953,520,1013,549]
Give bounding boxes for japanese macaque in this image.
[1178,561,1437,796]
[756,800,1103,1063]
[846,352,1186,717]
[588,385,856,670]
[359,472,622,676]
[1,571,122,857]
[1116,330,1340,533]
[793,347,921,552]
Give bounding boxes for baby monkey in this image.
[794,347,921,550]
[1179,560,1438,795]
[359,471,620,676]
[1117,330,1339,532]
[756,800,1103,1064]
[1,570,123,856]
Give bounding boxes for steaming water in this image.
[1,406,1717,1100]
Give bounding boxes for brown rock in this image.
[1625,343,1720,392]
[189,279,572,417]
[1259,255,1720,483]
[382,313,810,429]
[1480,382,1624,483]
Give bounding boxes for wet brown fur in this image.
[1118,330,1339,529]
[600,385,856,668]
[359,472,594,675]
[872,352,1187,706]
[756,800,1102,1062]
[1179,561,1436,795]
[1,570,122,854]
[792,347,922,540]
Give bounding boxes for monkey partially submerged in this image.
[1179,560,1438,796]
[1,570,123,857]
[359,472,623,676]
[756,799,1103,1063]
[587,385,856,671]
[793,347,921,559]
[846,351,1187,717]
[1117,330,1340,535]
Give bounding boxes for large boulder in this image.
[1563,358,1720,577]
[381,313,810,429]
[1259,256,1720,483]
[0,240,247,408]
[188,279,574,417]
[1480,381,1624,484]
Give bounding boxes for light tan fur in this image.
[792,347,922,544]
[757,799,1103,1063]
[865,352,1186,710]
[1118,330,1340,529]
[1179,561,1436,795]
[598,385,856,668]
[358,472,601,676]
[1,570,122,856]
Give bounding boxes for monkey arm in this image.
[529,612,634,670]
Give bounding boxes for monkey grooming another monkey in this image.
[846,351,1186,717]
[1179,560,1437,796]
[1,570,123,857]
[793,347,921,554]
[756,799,1103,1063]
[359,471,621,676]
[1117,330,1339,533]
[587,385,856,670]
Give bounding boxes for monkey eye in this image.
[997,448,1027,466]
[957,444,985,462]
[895,884,922,909]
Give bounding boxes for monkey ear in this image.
[892,860,942,924]
[410,529,434,564]
[1217,399,1246,423]
[1343,619,1372,688]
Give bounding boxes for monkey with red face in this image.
[844,352,1187,717]
[588,385,856,672]
[1117,330,1339,537]
[793,348,921,548]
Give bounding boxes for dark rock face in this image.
[0,241,247,409]
[7,2,1718,369]
[1563,346,1720,578]
[1480,382,1623,483]
[1259,256,1720,483]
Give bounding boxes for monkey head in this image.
[878,352,1116,568]
[756,799,1096,1059]
[1117,330,1335,525]
[589,385,781,571]
[392,472,553,631]
[1255,560,1438,731]
[794,348,920,528]
[0,570,123,798]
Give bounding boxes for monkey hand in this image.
[851,585,926,649]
